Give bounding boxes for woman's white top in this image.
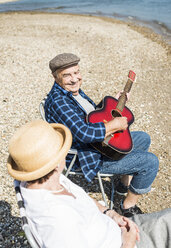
[20,174,122,248]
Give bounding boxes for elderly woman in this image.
[7,120,170,248]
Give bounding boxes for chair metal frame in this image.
[14,180,41,248]
[39,98,115,209]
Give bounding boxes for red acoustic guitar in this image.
[87,70,136,160]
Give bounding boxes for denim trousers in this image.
[100,131,159,194]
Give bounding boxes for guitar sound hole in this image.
[111,110,122,117]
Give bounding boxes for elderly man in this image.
[44,53,159,217]
[7,120,170,248]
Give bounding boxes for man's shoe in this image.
[120,202,143,217]
[115,181,129,195]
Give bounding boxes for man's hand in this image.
[115,91,131,101]
[112,117,128,131]
[104,117,128,138]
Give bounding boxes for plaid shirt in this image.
[45,82,106,182]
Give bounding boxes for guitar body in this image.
[87,96,134,160]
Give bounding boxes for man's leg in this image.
[123,190,140,209]
[131,131,151,152]
[120,175,132,187]
[131,208,171,248]
[120,131,151,188]
[100,131,159,216]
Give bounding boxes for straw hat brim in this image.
[7,123,72,181]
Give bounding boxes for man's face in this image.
[56,64,82,95]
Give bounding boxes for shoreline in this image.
[1,10,171,51]
[0,11,170,246]
[0,0,171,39]
[98,15,171,53]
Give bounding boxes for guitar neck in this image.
[116,70,136,113]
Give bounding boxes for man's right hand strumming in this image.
[104,117,128,138]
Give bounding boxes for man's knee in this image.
[138,131,151,144]
[146,152,159,176]
[132,131,151,150]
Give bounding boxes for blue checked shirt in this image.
[44,82,106,182]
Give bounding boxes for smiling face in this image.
[55,64,82,96]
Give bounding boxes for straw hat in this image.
[7,120,72,181]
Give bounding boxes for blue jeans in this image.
[100,131,159,194]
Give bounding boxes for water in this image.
[0,0,171,42]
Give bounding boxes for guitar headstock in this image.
[128,70,136,82]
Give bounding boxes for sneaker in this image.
[120,201,143,217]
[115,181,129,195]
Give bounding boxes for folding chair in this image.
[14,180,42,248]
[39,98,115,209]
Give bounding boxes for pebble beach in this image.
[0,11,171,247]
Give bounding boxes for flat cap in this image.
[49,53,80,73]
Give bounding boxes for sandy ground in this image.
[0,11,170,246]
